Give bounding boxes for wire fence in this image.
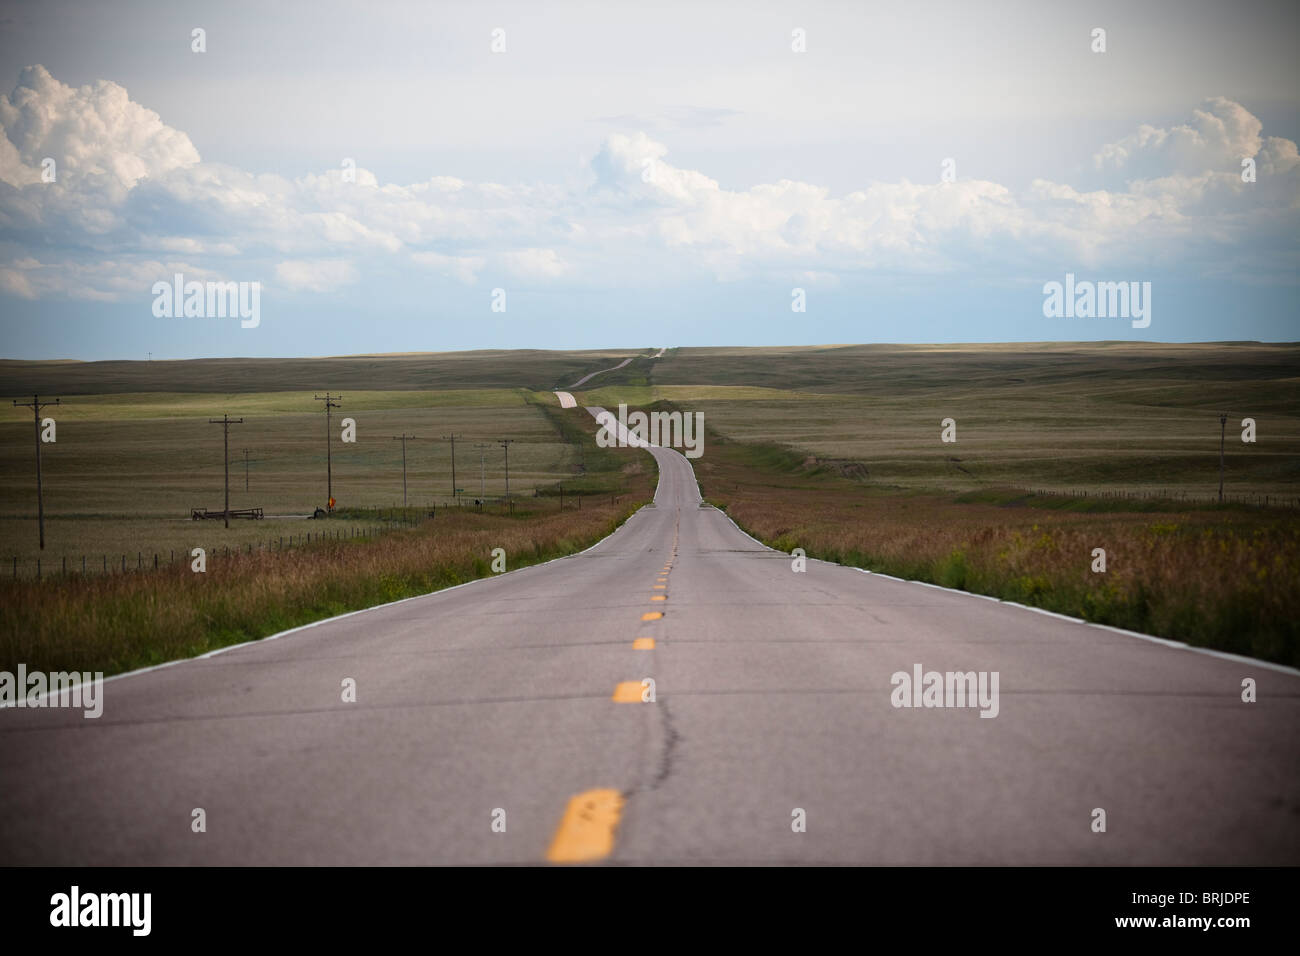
[5,492,626,582]
[7,515,416,582]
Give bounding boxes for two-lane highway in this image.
[1,410,1296,864]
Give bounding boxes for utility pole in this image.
[242,448,251,492]
[392,434,416,507]
[315,393,341,512]
[13,394,60,550]
[474,442,491,499]
[442,432,460,498]
[1218,412,1228,504]
[208,414,244,529]
[499,439,515,499]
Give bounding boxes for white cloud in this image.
[0,68,1296,302]
[0,266,35,298]
[0,65,198,194]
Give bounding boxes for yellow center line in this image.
[546,789,625,863]
[611,680,646,702]
[653,584,666,589]
[641,611,662,621]
[650,595,666,601]
[632,637,655,649]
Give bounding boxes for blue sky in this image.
[0,0,1297,359]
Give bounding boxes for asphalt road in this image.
[1,408,1297,864]
[567,356,633,388]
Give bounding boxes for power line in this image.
[473,442,491,500]
[12,394,61,550]
[498,439,516,499]
[392,434,416,507]
[314,393,342,512]
[1218,411,1228,504]
[442,432,460,498]
[239,448,268,493]
[207,414,244,529]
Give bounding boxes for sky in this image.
[0,0,1297,359]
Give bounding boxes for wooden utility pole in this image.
[1218,412,1228,504]
[474,442,490,499]
[442,432,461,498]
[392,434,416,507]
[315,393,342,511]
[13,394,60,550]
[208,414,244,529]
[499,439,515,499]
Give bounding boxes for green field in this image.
[577,343,1300,501]
[0,381,606,570]
[4,342,1298,577]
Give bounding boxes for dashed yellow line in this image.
[546,788,625,863]
[650,595,666,601]
[611,681,645,702]
[641,611,662,621]
[653,584,666,589]
[633,637,655,650]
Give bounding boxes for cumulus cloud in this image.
[1095,97,1266,178]
[0,65,198,193]
[0,66,1296,303]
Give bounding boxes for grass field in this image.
[693,424,1300,668]
[0,399,655,676]
[577,343,1300,500]
[0,388,599,569]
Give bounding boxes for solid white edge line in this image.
[706,484,1300,678]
